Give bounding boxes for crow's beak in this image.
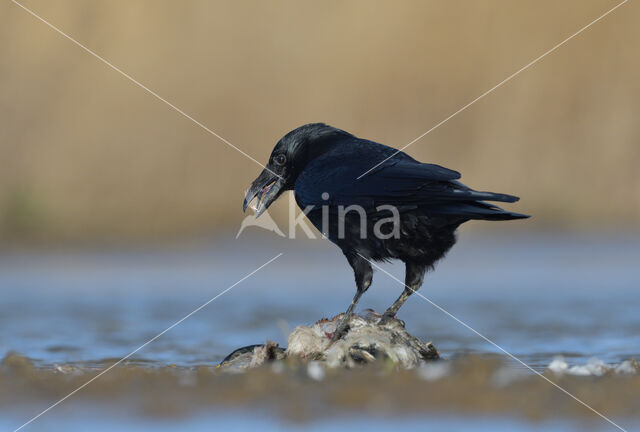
[243,169,284,217]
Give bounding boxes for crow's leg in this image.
[331,253,372,341]
[380,262,425,324]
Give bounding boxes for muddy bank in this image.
[2,352,638,423]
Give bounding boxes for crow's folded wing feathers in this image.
[295,154,520,217]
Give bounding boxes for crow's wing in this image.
[294,148,521,218]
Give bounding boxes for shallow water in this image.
[0,411,633,432]
[2,231,638,368]
[1,231,639,430]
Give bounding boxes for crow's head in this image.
[243,123,349,217]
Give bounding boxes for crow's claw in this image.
[377,313,396,326]
[330,321,350,342]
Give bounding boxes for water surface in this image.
[1,231,639,431]
[2,231,637,369]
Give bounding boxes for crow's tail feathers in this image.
[475,208,530,221]
[466,190,520,203]
[434,182,530,220]
[430,201,530,221]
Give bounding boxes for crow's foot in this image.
[377,312,396,326]
[330,319,350,342]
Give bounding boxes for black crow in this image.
[243,123,529,340]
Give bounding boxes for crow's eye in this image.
[273,154,286,166]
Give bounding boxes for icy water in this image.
[1,231,639,430]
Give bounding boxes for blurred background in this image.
[1,0,638,245]
[1,1,639,431]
